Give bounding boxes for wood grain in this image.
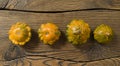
[2,56,120,66]
[0,10,119,66]
[0,0,120,11]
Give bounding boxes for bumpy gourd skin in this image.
[38,23,61,45]
[66,20,91,45]
[9,22,31,45]
[94,24,113,43]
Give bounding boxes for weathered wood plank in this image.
[85,57,120,66]
[0,0,120,11]
[2,56,120,66]
[0,0,9,8]
[0,10,119,66]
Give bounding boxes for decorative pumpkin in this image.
[38,23,61,45]
[94,24,113,43]
[9,22,31,45]
[66,19,91,45]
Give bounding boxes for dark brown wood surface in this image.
[0,0,120,11]
[0,0,120,66]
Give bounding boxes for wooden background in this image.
[0,0,120,66]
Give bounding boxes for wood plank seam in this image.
[0,8,120,14]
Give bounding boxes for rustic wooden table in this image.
[0,0,120,66]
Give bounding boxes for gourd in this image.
[9,22,31,45]
[94,24,113,43]
[38,23,61,45]
[66,20,91,45]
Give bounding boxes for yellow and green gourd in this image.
[38,23,61,45]
[66,19,91,45]
[9,22,31,45]
[94,24,113,43]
